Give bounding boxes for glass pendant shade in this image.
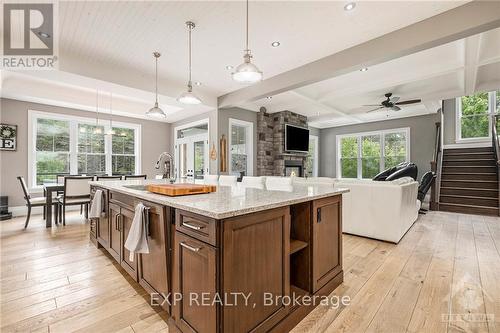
[232,53,263,83]
[147,101,167,118]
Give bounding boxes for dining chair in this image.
[203,174,219,185]
[241,176,265,189]
[218,175,237,186]
[57,176,93,225]
[17,176,58,228]
[96,175,123,181]
[124,175,147,180]
[265,176,292,187]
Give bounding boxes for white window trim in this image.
[335,127,410,179]
[309,135,319,177]
[28,110,141,190]
[455,91,497,143]
[228,118,254,177]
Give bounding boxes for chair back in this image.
[64,176,93,198]
[418,171,435,202]
[96,175,122,181]
[124,175,147,180]
[218,175,237,186]
[17,176,30,200]
[56,174,66,184]
[203,174,219,185]
[265,176,292,188]
[241,176,265,189]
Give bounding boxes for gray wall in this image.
[0,98,171,207]
[170,109,218,174]
[442,98,456,145]
[218,107,257,175]
[319,113,439,179]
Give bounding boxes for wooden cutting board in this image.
[146,183,217,196]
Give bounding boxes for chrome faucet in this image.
[155,152,176,183]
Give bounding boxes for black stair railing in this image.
[491,114,500,216]
[430,105,444,211]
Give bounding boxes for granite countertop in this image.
[89,179,349,219]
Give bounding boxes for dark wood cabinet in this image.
[222,207,290,333]
[108,202,122,262]
[96,189,110,248]
[120,206,138,280]
[312,196,342,292]
[138,204,171,313]
[172,231,217,333]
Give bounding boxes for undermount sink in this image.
[123,184,148,191]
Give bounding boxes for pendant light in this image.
[146,52,166,118]
[177,21,202,105]
[232,0,263,84]
[105,92,116,136]
[93,89,103,134]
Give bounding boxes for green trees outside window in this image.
[460,92,490,139]
[112,128,136,175]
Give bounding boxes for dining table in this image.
[43,183,64,228]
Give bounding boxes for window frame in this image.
[336,127,410,179]
[28,110,141,190]
[455,91,498,143]
[307,135,319,177]
[228,118,254,177]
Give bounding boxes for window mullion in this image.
[357,135,362,179]
[380,133,385,173]
[70,120,78,175]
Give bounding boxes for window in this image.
[28,111,141,188]
[457,91,499,141]
[229,119,253,177]
[35,118,70,185]
[305,135,319,177]
[337,128,409,179]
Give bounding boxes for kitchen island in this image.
[89,179,348,333]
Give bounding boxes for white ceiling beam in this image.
[218,0,500,108]
[288,90,362,123]
[464,34,482,96]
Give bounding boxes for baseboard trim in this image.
[8,205,80,218]
[443,142,491,149]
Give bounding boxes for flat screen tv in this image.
[285,124,309,153]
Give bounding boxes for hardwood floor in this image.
[1,211,499,332]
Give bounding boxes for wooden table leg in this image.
[46,188,52,228]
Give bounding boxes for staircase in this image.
[439,146,499,216]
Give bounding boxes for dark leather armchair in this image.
[373,162,418,181]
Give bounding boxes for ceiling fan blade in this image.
[367,107,384,113]
[362,104,382,107]
[395,99,421,105]
[391,106,402,111]
[389,96,400,103]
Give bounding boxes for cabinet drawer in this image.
[109,191,134,210]
[176,210,217,247]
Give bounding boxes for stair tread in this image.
[441,172,497,175]
[439,202,499,210]
[440,194,498,200]
[443,165,495,168]
[441,186,499,192]
[441,179,497,183]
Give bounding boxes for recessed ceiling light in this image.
[271,41,280,47]
[226,65,233,70]
[344,2,356,11]
[360,67,368,72]
[194,81,202,86]
[38,32,50,38]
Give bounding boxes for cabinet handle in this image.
[180,242,202,252]
[182,221,204,230]
[317,208,322,223]
[114,213,120,230]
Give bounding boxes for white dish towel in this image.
[124,203,150,262]
[89,189,104,218]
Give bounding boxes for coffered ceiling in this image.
[239,27,500,128]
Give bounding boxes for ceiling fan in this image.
[364,93,421,112]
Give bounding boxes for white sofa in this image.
[334,177,419,243]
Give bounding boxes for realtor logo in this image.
[1,2,58,69]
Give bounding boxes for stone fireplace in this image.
[257,109,308,177]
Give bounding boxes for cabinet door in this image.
[138,204,170,313]
[108,202,121,262]
[222,207,290,333]
[172,231,217,333]
[97,190,110,248]
[120,206,138,280]
[312,195,342,292]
